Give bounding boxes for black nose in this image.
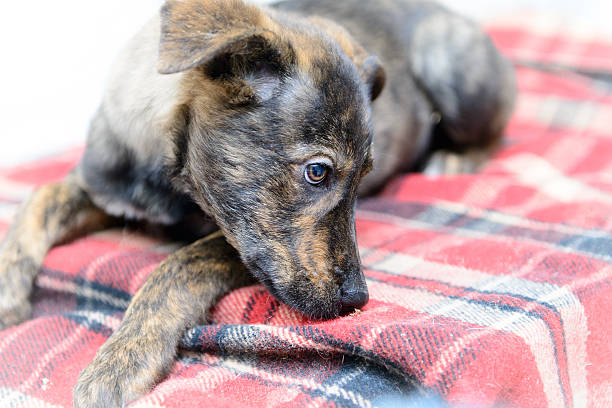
[339,277,369,315]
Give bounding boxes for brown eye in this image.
[304,163,328,185]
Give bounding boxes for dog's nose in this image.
[339,274,369,315]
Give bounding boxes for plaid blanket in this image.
[1,15,612,408]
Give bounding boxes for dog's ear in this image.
[307,16,386,101]
[360,55,386,101]
[158,0,294,102]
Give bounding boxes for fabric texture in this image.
[1,16,612,408]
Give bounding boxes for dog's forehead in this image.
[277,58,373,157]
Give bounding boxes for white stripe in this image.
[0,176,33,203]
[0,387,64,408]
[83,252,118,281]
[502,154,612,204]
[212,289,251,324]
[592,106,612,139]
[36,274,129,310]
[270,295,303,325]
[460,177,508,208]
[488,13,612,41]
[251,325,332,351]
[0,202,17,223]
[69,310,122,331]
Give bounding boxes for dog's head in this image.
[160,0,385,319]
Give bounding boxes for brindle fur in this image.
[0,0,515,406]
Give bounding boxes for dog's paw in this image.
[0,300,31,330]
[0,252,38,329]
[74,330,172,408]
[423,149,491,176]
[74,371,124,408]
[74,351,140,408]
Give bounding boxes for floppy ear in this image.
[307,16,386,101]
[158,0,294,103]
[361,55,386,101]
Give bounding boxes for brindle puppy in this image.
[0,0,515,406]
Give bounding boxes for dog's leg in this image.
[410,10,516,176]
[0,174,115,328]
[73,231,254,408]
[422,145,500,176]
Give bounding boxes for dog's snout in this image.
[338,268,369,315]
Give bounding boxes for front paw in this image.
[0,300,31,330]
[74,332,173,408]
[74,367,124,408]
[0,255,38,329]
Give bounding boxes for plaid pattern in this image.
[2,16,612,408]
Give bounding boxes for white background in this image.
[0,0,609,166]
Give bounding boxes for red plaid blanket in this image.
[2,16,612,408]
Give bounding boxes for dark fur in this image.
[0,0,515,406]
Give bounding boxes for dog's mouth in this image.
[246,261,343,320]
[247,263,284,300]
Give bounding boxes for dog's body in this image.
[0,0,515,406]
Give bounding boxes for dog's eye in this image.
[304,163,328,185]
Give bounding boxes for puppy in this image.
[0,0,515,406]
